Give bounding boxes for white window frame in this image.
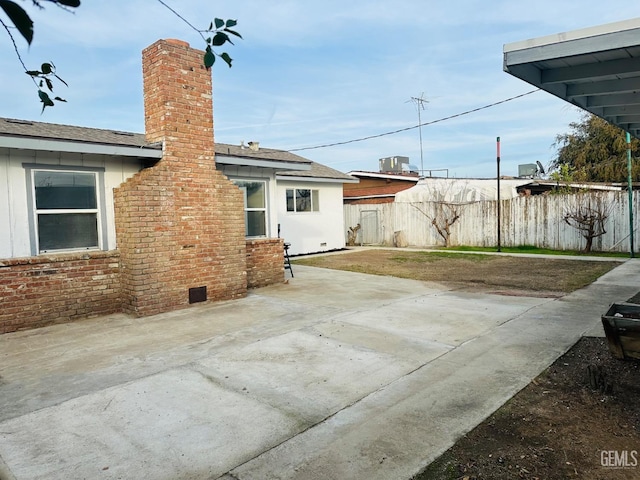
[25,165,105,255]
[233,179,268,238]
[286,188,319,213]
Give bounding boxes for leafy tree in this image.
[1,0,79,111]
[1,0,241,112]
[552,113,640,182]
[548,163,588,194]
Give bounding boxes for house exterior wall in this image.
[114,39,247,317]
[277,180,347,255]
[0,148,143,258]
[0,39,287,333]
[0,251,121,334]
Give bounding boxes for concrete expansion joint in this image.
[191,366,225,389]
[500,298,556,326]
[219,472,241,480]
[251,292,344,315]
[224,343,466,477]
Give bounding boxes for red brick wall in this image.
[114,39,247,316]
[1,38,284,334]
[246,239,284,288]
[0,251,121,334]
[343,177,417,202]
[344,197,395,205]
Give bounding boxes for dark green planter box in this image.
[602,302,640,361]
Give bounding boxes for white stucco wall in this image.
[216,165,279,239]
[0,147,143,258]
[276,180,346,255]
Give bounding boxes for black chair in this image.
[284,242,293,277]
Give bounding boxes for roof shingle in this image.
[0,117,159,149]
[277,161,356,182]
[0,117,353,181]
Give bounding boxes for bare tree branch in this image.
[563,192,614,253]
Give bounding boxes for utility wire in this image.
[156,0,203,38]
[286,89,540,153]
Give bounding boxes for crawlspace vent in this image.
[189,286,207,304]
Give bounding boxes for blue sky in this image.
[2,1,639,178]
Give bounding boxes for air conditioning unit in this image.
[518,163,537,178]
[379,156,410,173]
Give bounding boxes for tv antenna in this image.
[407,93,429,175]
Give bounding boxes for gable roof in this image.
[0,117,162,158]
[0,117,349,179]
[277,161,357,183]
[214,143,312,171]
[0,117,310,165]
[0,117,154,147]
[215,143,311,165]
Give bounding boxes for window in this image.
[286,188,319,212]
[29,169,102,253]
[234,180,267,237]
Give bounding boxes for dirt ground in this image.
[293,249,619,297]
[294,249,639,479]
[416,336,640,480]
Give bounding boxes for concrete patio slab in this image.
[1,258,638,480]
[1,368,301,480]
[195,329,418,422]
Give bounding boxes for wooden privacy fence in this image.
[344,191,639,252]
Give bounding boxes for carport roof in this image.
[503,18,640,139]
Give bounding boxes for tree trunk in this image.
[583,234,593,253]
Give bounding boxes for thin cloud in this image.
[2,0,639,178]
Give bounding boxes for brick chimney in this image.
[113,39,247,316]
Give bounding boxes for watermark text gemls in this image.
[601,450,638,468]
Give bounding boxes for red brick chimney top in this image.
[165,38,190,47]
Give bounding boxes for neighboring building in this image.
[0,39,291,333]
[391,178,623,202]
[343,171,419,204]
[515,181,624,196]
[276,162,358,255]
[395,178,535,203]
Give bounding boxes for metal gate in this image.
[359,210,382,245]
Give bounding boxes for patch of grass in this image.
[442,245,629,258]
[390,251,490,263]
[290,256,331,267]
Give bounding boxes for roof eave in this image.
[344,194,396,200]
[503,17,640,139]
[347,171,420,181]
[216,154,311,171]
[276,174,359,184]
[0,135,162,158]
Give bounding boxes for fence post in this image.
[496,137,501,252]
[627,132,635,258]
